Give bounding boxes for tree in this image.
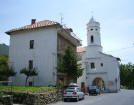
[20,67,38,86]
[120,63,134,89]
[57,46,84,82]
[0,55,16,81]
[7,66,16,77]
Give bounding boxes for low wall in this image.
[1,90,62,105]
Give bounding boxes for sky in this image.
[0,0,134,64]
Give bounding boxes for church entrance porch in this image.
[92,77,105,91]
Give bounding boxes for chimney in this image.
[31,19,36,25]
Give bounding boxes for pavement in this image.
[50,89,134,105]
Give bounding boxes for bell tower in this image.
[86,17,102,57]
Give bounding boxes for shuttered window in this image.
[29,60,33,69]
[30,40,34,49]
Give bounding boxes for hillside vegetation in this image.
[0,44,9,56]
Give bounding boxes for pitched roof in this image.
[77,47,120,61]
[6,20,60,35]
[77,47,86,53]
[99,52,121,61]
[89,16,95,22]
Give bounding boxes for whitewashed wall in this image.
[77,18,120,92]
[77,51,120,92]
[9,27,58,86]
[100,54,120,92]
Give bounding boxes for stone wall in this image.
[1,90,62,105]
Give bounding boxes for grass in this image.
[0,86,57,93]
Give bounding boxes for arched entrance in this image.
[92,77,105,91]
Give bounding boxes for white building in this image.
[77,17,120,92]
[6,19,80,86]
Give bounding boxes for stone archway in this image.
[92,77,105,91]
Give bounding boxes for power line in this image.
[105,44,134,53]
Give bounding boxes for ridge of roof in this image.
[99,52,114,57]
[6,20,60,35]
[77,46,86,53]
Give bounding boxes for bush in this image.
[0,86,57,93]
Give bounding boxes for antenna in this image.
[59,13,64,25]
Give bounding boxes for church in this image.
[77,17,120,92]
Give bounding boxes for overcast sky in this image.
[0,0,134,64]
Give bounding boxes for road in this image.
[50,89,134,105]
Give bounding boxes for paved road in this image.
[51,89,134,105]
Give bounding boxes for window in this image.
[96,29,98,31]
[30,40,34,49]
[91,36,94,43]
[101,63,103,67]
[90,62,95,69]
[29,60,33,69]
[29,81,33,86]
[90,28,93,31]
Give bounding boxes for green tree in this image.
[0,55,16,81]
[57,46,84,82]
[20,67,38,86]
[120,63,134,89]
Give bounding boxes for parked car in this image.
[68,83,79,88]
[89,86,100,95]
[67,87,80,90]
[67,83,79,90]
[64,88,85,102]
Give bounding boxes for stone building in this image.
[77,17,120,92]
[6,19,81,86]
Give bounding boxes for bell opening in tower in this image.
[91,35,94,43]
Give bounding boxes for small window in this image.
[30,40,34,49]
[91,36,94,43]
[29,60,33,69]
[101,63,103,67]
[96,29,98,31]
[90,62,95,69]
[90,29,93,31]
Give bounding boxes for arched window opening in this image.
[91,36,94,43]
[101,63,103,67]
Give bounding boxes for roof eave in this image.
[58,28,81,47]
[62,28,81,46]
[5,23,61,35]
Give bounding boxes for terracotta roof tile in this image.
[6,20,60,35]
[77,47,86,52]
